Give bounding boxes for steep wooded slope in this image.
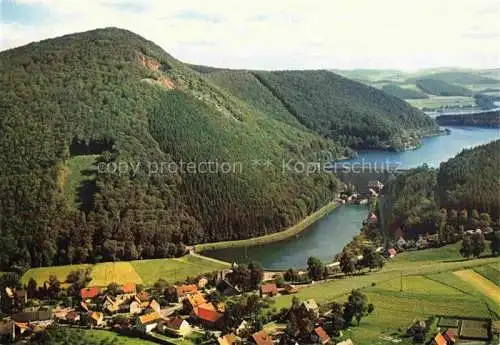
[0,28,341,268]
[196,68,439,150]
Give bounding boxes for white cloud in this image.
[1,0,499,69]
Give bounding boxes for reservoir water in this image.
[203,126,500,269]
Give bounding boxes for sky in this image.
[1,0,499,70]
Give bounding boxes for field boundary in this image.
[454,270,500,305]
[193,201,338,252]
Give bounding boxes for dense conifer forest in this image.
[0,28,438,270]
[382,140,500,240]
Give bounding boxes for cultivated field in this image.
[131,254,230,285]
[21,263,91,287]
[89,262,144,286]
[474,263,500,285]
[21,254,229,287]
[454,270,500,304]
[406,96,476,109]
[269,243,500,345]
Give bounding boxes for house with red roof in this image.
[260,283,278,297]
[175,284,198,302]
[443,328,457,344]
[313,327,330,344]
[431,333,447,345]
[120,283,136,294]
[80,287,102,300]
[251,330,273,345]
[192,304,223,328]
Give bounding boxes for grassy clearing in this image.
[21,254,228,288]
[397,243,462,262]
[62,154,99,209]
[374,276,463,296]
[195,202,337,252]
[82,329,158,345]
[21,264,91,287]
[454,270,500,304]
[406,96,476,109]
[131,254,229,286]
[89,262,144,286]
[474,264,500,286]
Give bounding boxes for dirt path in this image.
[454,269,500,304]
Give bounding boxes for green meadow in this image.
[269,243,500,345]
[21,254,229,287]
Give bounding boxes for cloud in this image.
[1,0,499,70]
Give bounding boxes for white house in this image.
[158,316,192,337]
[137,312,163,333]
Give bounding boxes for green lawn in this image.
[131,254,229,285]
[396,242,463,262]
[82,329,157,345]
[21,254,229,288]
[151,331,203,345]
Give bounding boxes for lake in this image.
[342,126,500,169]
[203,126,500,269]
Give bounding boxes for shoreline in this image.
[193,201,338,253]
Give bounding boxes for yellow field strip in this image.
[453,270,500,304]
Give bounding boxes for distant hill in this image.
[407,71,499,85]
[416,78,472,96]
[382,140,500,240]
[0,27,437,269]
[199,69,438,149]
[381,84,429,99]
[436,110,500,128]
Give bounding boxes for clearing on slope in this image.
[61,154,100,210]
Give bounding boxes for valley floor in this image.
[267,243,499,345]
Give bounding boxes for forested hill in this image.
[381,140,500,241]
[0,27,436,270]
[436,110,500,128]
[194,67,439,150]
[437,140,500,216]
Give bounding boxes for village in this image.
[1,201,498,345]
[0,262,360,345]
